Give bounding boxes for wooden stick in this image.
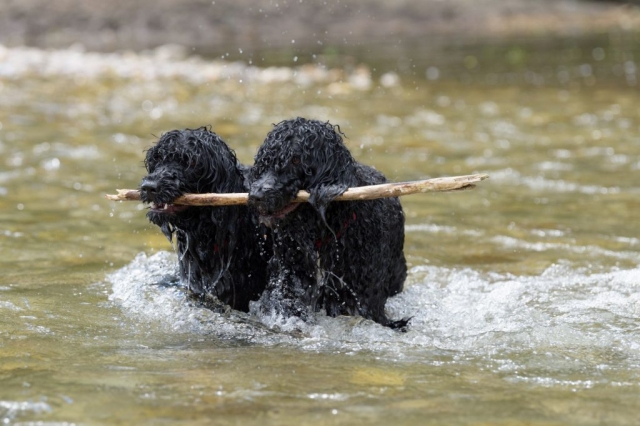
[105,173,489,206]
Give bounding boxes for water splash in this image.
[108,252,640,369]
[0,400,52,423]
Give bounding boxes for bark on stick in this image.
[105,174,489,206]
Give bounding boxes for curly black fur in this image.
[248,118,408,329]
[140,127,269,312]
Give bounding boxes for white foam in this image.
[108,252,284,341]
[0,300,22,311]
[491,235,639,261]
[0,400,52,423]
[108,252,640,365]
[406,223,484,237]
[0,44,372,90]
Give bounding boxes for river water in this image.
[1,34,639,425]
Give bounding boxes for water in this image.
[1,34,639,424]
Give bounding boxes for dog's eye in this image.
[290,156,301,165]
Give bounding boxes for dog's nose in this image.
[140,178,158,196]
[249,173,279,215]
[248,180,268,201]
[248,188,263,202]
[249,174,275,200]
[248,190,268,215]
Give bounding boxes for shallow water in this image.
[1,34,640,425]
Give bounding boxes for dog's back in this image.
[317,162,406,325]
[354,162,406,296]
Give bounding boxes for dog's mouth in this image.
[148,202,188,214]
[258,202,300,226]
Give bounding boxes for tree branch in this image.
[105,174,489,206]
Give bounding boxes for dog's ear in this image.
[308,183,348,226]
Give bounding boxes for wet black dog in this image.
[248,118,408,329]
[139,127,269,312]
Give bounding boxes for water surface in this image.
[1,36,639,425]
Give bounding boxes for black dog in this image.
[248,118,408,329]
[139,127,269,312]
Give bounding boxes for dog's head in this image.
[140,127,243,236]
[248,117,357,227]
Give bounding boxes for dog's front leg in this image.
[258,220,319,321]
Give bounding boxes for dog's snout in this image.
[248,188,268,215]
[140,178,158,197]
[248,173,290,216]
[248,174,273,203]
[248,187,265,202]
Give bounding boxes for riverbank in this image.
[1,0,638,55]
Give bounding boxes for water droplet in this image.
[592,47,605,61]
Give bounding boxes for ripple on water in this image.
[108,252,640,367]
[0,45,375,90]
[0,400,52,423]
[490,168,622,194]
[490,235,640,261]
